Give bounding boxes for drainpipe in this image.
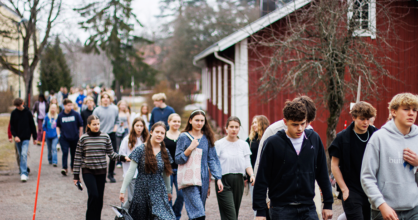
[214,49,235,116]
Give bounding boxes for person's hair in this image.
[168,113,181,122]
[38,94,46,102]
[50,90,55,95]
[117,100,129,113]
[249,115,270,141]
[226,116,241,128]
[388,93,418,111]
[145,122,172,176]
[283,100,307,122]
[152,93,167,102]
[73,103,79,111]
[100,92,114,103]
[128,117,149,150]
[83,96,94,105]
[140,103,150,117]
[49,97,58,104]
[350,101,377,119]
[13,98,23,107]
[183,110,215,147]
[293,95,316,123]
[63,98,72,105]
[86,115,100,133]
[48,103,58,119]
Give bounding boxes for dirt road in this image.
[0,142,343,220]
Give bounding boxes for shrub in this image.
[0,91,14,113]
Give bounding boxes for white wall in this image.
[233,38,249,140]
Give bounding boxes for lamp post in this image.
[16,18,27,98]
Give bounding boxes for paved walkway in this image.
[0,142,343,219]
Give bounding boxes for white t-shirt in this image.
[119,136,144,178]
[215,137,252,176]
[286,132,305,155]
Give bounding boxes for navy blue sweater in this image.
[149,106,175,130]
[57,110,83,141]
[253,129,333,217]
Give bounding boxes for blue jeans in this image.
[170,169,184,220]
[60,138,78,169]
[46,137,58,164]
[270,204,318,220]
[15,140,29,176]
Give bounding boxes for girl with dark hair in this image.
[33,94,49,145]
[119,117,149,209]
[175,110,224,220]
[73,115,129,220]
[119,121,175,220]
[215,116,255,219]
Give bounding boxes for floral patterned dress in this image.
[129,145,175,220]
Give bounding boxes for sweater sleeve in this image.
[175,134,190,165]
[207,142,222,180]
[120,160,138,193]
[163,172,171,193]
[29,112,37,140]
[315,137,333,210]
[10,113,16,137]
[254,126,275,176]
[105,135,125,161]
[73,138,84,180]
[7,121,12,139]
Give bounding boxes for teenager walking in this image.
[42,103,59,167]
[164,113,184,220]
[81,96,95,133]
[92,92,119,182]
[215,116,255,220]
[175,110,224,220]
[361,93,418,220]
[57,99,83,176]
[253,100,333,220]
[246,115,269,199]
[73,115,129,220]
[116,100,131,168]
[149,93,175,130]
[140,103,151,128]
[10,98,37,182]
[119,117,149,209]
[329,102,377,220]
[33,94,49,145]
[119,121,175,220]
[76,88,86,108]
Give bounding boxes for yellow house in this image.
[0,3,40,100]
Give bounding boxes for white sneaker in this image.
[116,164,122,168]
[21,174,28,182]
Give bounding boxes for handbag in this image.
[177,133,203,190]
[110,203,133,220]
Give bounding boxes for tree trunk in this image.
[115,79,121,103]
[24,68,34,107]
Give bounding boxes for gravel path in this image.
[0,142,343,220]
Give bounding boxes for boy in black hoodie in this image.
[10,98,37,182]
[329,101,377,220]
[253,100,333,220]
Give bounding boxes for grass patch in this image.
[0,116,17,172]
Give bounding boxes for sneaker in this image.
[116,164,122,168]
[21,174,28,182]
[53,164,57,167]
[61,169,67,176]
[108,175,116,183]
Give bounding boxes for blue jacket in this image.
[76,94,86,108]
[42,114,58,139]
[57,110,83,141]
[149,106,175,130]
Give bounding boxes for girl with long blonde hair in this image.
[42,104,59,166]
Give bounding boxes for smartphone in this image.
[76,181,83,191]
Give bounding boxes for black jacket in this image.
[10,107,37,141]
[32,101,49,119]
[253,129,333,217]
[328,122,377,198]
[81,108,94,133]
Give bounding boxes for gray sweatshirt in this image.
[92,104,119,134]
[361,120,418,211]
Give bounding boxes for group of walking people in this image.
[9,90,418,220]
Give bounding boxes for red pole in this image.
[344,120,347,129]
[33,131,45,220]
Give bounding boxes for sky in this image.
[55,0,165,43]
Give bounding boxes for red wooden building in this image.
[193,0,418,143]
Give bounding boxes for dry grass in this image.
[0,116,16,173]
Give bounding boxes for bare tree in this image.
[250,0,414,148]
[0,0,62,101]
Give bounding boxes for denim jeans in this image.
[60,138,78,169]
[15,140,29,176]
[170,168,184,220]
[270,204,319,220]
[46,137,58,164]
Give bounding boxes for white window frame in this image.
[348,0,376,39]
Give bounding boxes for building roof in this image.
[193,0,311,63]
[0,3,22,19]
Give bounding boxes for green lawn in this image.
[0,116,16,173]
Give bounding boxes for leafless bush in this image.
[0,91,14,113]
